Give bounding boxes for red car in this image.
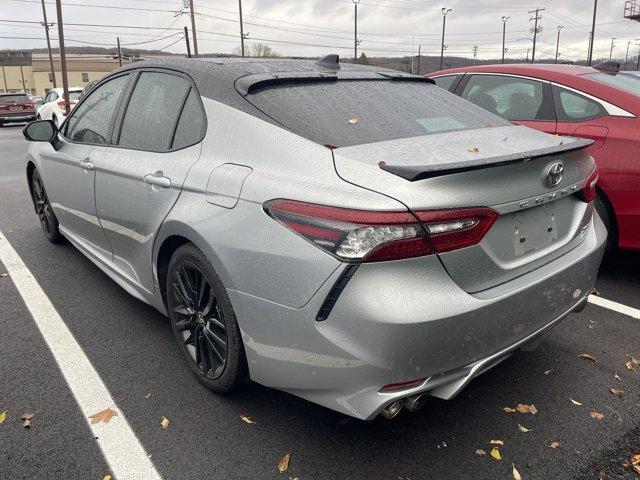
[0,93,37,127]
[429,64,640,251]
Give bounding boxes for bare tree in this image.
[233,43,280,58]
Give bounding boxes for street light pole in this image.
[624,41,630,69]
[184,26,192,58]
[528,7,544,64]
[555,25,563,63]
[239,0,245,58]
[353,0,360,62]
[40,0,56,88]
[54,0,69,116]
[417,44,421,75]
[116,36,122,67]
[189,0,198,58]
[440,8,452,70]
[587,0,598,66]
[609,37,616,61]
[501,16,510,64]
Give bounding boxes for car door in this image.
[37,74,131,260]
[94,69,206,292]
[457,74,557,133]
[41,91,56,120]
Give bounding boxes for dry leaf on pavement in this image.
[144,393,152,400]
[548,442,560,449]
[490,439,504,445]
[570,398,583,406]
[544,369,552,375]
[610,388,624,397]
[627,355,640,365]
[518,424,532,433]
[277,453,291,473]
[468,147,480,153]
[590,411,605,420]
[476,449,487,456]
[240,415,255,424]
[20,412,35,428]
[0,273,8,277]
[502,407,516,413]
[626,360,637,372]
[614,373,622,381]
[578,353,598,363]
[516,404,538,414]
[512,464,523,480]
[490,448,502,460]
[89,408,118,425]
[160,417,170,429]
[623,451,640,474]
[102,476,112,480]
[0,411,6,424]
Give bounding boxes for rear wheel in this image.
[166,243,248,392]
[31,169,63,243]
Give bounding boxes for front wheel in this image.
[166,243,248,392]
[32,169,63,243]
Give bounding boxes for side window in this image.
[461,75,549,121]
[64,74,129,145]
[433,75,458,92]
[553,86,607,121]
[171,88,206,150]
[117,72,191,152]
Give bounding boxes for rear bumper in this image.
[0,113,36,123]
[229,212,606,420]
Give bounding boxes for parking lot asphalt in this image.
[0,124,639,480]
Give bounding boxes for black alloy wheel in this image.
[32,169,63,243]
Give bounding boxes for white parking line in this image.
[0,231,162,480]
[588,294,640,319]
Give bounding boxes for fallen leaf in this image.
[591,287,601,296]
[502,407,516,413]
[144,393,152,400]
[89,408,118,425]
[614,373,622,381]
[160,417,170,429]
[277,453,291,473]
[623,452,640,474]
[490,439,504,445]
[570,398,583,406]
[0,272,8,277]
[610,388,624,397]
[348,117,359,125]
[20,412,35,428]
[476,449,487,455]
[548,441,560,449]
[468,147,480,153]
[501,137,508,142]
[512,464,523,480]
[240,415,255,424]
[516,404,538,415]
[626,360,637,372]
[103,476,112,480]
[628,355,640,365]
[590,411,604,420]
[0,411,6,424]
[578,353,598,363]
[544,369,552,375]
[518,424,532,433]
[490,448,502,460]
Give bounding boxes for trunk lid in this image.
[0,94,34,114]
[332,124,596,292]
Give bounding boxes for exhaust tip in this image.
[404,393,427,412]
[380,400,404,419]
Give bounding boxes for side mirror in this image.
[23,120,62,150]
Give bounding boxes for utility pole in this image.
[417,44,421,75]
[440,8,452,70]
[116,37,122,67]
[188,0,198,58]
[353,0,360,62]
[40,0,56,88]
[624,41,630,69]
[239,0,245,58]
[528,7,544,64]
[587,0,598,66]
[501,16,510,64]
[184,26,192,58]
[609,37,615,61]
[55,0,70,116]
[472,45,478,65]
[526,48,530,62]
[555,26,563,63]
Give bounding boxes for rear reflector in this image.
[265,200,498,262]
[380,378,426,392]
[577,166,599,203]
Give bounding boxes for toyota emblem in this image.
[546,162,564,188]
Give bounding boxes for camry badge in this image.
[546,162,564,188]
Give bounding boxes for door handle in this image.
[79,159,94,171]
[143,172,172,189]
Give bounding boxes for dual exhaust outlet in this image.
[381,393,427,419]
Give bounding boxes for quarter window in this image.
[461,75,549,121]
[171,88,206,150]
[65,74,129,145]
[433,75,458,91]
[553,86,607,121]
[117,72,192,152]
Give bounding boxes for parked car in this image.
[37,87,84,127]
[0,92,36,126]
[22,57,606,420]
[429,63,640,251]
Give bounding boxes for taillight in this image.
[264,200,498,263]
[26,102,35,108]
[56,100,66,108]
[577,166,599,203]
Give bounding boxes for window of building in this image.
[48,72,54,83]
[82,72,89,82]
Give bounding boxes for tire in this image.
[595,192,616,253]
[31,169,64,243]
[166,243,248,392]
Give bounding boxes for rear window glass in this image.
[246,80,509,147]
[0,94,29,103]
[584,72,640,97]
[68,91,83,101]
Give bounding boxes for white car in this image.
[37,87,84,127]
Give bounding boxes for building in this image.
[1,53,127,97]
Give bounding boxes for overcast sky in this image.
[1,0,639,62]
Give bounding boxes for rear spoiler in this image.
[380,138,593,181]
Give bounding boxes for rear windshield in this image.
[584,72,640,97]
[246,80,510,147]
[68,91,83,101]
[0,94,30,103]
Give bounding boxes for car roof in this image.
[430,63,598,78]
